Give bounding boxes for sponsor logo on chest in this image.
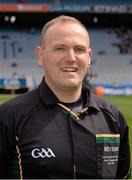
[104,145,119,152]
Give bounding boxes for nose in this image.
[66,49,76,62]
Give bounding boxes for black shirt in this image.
[0,78,130,179]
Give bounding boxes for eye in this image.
[75,47,87,54]
[54,46,66,51]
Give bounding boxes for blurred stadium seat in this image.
[0,0,132,5]
[0,27,132,87]
[0,0,132,94]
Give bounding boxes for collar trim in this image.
[57,103,80,120]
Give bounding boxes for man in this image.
[0,15,130,179]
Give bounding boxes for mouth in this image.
[61,67,77,72]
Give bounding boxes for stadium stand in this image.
[0,0,132,94]
[0,28,43,89]
[89,28,132,84]
[0,27,132,88]
[0,0,132,4]
[60,0,132,5]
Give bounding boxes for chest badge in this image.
[31,148,56,158]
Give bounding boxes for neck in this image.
[45,80,82,103]
[57,88,82,103]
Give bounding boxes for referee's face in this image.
[36,22,92,93]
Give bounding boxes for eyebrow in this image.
[53,43,88,48]
[52,43,67,47]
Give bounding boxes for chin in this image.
[61,82,80,89]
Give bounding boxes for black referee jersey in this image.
[0,78,130,179]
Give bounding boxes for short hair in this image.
[40,15,89,47]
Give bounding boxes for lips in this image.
[61,67,77,72]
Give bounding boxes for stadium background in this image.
[0,0,132,176]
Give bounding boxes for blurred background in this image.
[0,0,132,174]
[0,0,132,95]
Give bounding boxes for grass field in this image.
[0,94,132,177]
[0,95,15,104]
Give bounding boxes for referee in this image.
[0,15,131,179]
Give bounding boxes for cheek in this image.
[79,59,89,69]
[42,54,55,67]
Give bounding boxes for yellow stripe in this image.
[79,107,88,114]
[57,103,71,113]
[57,103,80,120]
[16,136,23,180]
[16,136,19,142]
[124,167,131,179]
[96,134,120,138]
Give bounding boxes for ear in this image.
[35,46,44,67]
[88,48,92,65]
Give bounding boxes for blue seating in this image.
[0,27,132,86]
[0,0,131,5]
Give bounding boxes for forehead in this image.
[43,22,89,45]
[45,22,88,36]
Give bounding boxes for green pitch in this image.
[0,95,15,104]
[0,94,132,177]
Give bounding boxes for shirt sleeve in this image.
[116,111,131,179]
[0,104,16,178]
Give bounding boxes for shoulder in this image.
[84,86,127,126]
[93,93,118,113]
[89,91,128,132]
[0,88,41,117]
[84,86,118,114]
